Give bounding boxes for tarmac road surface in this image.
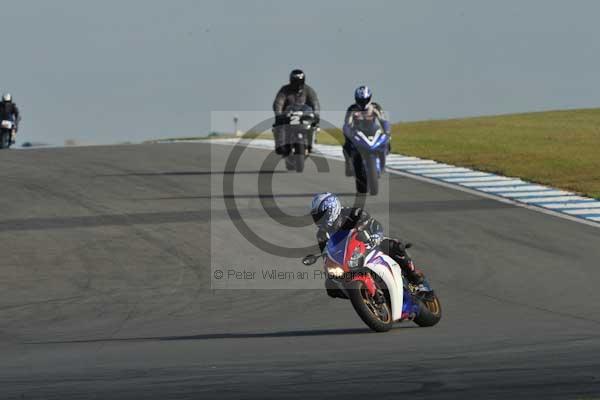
[0,142,599,399]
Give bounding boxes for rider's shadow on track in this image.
[30,326,418,345]
[136,192,358,201]
[95,170,290,178]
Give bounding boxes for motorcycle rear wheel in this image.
[0,131,10,149]
[414,294,442,327]
[284,156,296,171]
[348,280,393,332]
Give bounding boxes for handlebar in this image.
[275,111,318,128]
[286,111,315,117]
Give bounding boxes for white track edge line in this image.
[207,140,600,229]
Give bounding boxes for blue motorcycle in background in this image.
[345,119,390,195]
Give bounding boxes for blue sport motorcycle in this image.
[345,120,390,195]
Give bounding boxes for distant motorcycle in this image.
[346,120,389,195]
[277,105,318,173]
[303,228,441,332]
[0,117,15,149]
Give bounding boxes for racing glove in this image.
[313,114,320,127]
[274,115,288,127]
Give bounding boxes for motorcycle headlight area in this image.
[325,258,346,278]
[327,266,345,278]
[348,248,365,269]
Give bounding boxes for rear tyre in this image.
[348,280,393,332]
[367,156,379,195]
[345,164,353,177]
[0,131,9,149]
[343,149,354,177]
[345,158,354,177]
[294,142,305,173]
[285,156,295,171]
[414,294,442,327]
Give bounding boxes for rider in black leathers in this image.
[0,94,21,143]
[272,69,320,155]
[311,193,424,286]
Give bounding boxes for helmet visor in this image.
[356,96,371,109]
[311,210,327,227]
[290,70,305,88]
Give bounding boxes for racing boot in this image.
[403,260,425,285]
[307,129,315,154]
[343,152,354,177]
[273,126,286,155]
[382,238,424,285]
[393,251,424,285]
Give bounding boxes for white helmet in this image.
[2,93,12,102]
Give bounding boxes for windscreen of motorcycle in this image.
[326,230,351,266]
[352,118,381,137]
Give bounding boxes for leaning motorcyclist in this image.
[310,192,424,285]
[0,94,21,144]
[342,86,391,176]
[272,69,320,155]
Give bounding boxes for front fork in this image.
[377,147,388,175]
[351,273,377,297]
[289,129,313,156]
[351,273,386,305]
[366,152,386,177]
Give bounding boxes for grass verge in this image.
[317,108,600,199]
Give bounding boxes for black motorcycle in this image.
[274,105,318,173]
[0,117,15,149]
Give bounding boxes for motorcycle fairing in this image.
[326,230,351,266]
[363,250,404,321]
[353,129,388,150]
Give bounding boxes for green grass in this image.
[317,108,600,199]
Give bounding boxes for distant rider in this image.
[272,69,320,155]
[0,94,21,144]
[310,192,424,285]
[342,86,391,176]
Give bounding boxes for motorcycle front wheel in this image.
[353,154,368,194]
[294,142,305,173]
[348,280,393,332]
[366,156,379,195]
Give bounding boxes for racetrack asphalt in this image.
[0,142,599,399]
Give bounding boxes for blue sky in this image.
[4,0,600,144]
